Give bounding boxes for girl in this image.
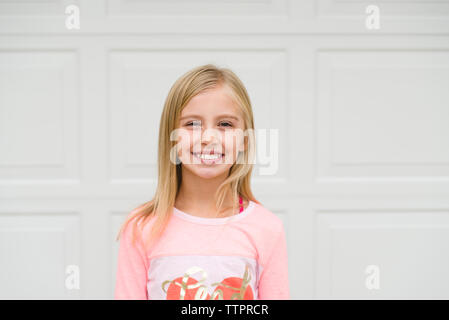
[114,64,289,300]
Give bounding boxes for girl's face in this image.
[175,85,246,179]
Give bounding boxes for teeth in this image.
[193,153,222,160]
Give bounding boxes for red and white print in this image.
[147,255,261,300]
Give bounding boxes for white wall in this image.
[0,0,448,299]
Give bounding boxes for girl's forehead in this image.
[181,88,241,118]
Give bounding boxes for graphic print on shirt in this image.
[147,255,261,300]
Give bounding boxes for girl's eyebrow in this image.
[179,114,239,121]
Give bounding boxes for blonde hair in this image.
[115,64,260,250]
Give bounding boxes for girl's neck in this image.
[175,166,241,218]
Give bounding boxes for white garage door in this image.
[0,0,448,299]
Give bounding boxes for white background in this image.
[0,0,448,299]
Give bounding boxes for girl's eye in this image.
[185,121,233,128]
[186,121,201,127]
[219,122,233,128]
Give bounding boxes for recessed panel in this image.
[316,50,449,180]
[316,0,449,17]
[106,0,288,16]
[0,212,81,299]
[316,210,449,298]
[0,50,79,181]
[108,49,288,183]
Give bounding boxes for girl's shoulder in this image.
[122,201,158,233]
[249,201,285,233]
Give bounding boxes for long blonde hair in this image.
[115,64,260,250]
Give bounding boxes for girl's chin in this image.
[182,164,230,179]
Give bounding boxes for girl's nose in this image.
[201,127,220,144]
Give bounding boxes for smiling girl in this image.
[114,64,289,300]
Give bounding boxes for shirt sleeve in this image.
[114,216,149,300]
[257,224,290,300]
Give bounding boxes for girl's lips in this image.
[191,152,224,156]
[190,152,224,164]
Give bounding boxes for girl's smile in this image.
[191,151,225,165]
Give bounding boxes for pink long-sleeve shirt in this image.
[114,200,290,300]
